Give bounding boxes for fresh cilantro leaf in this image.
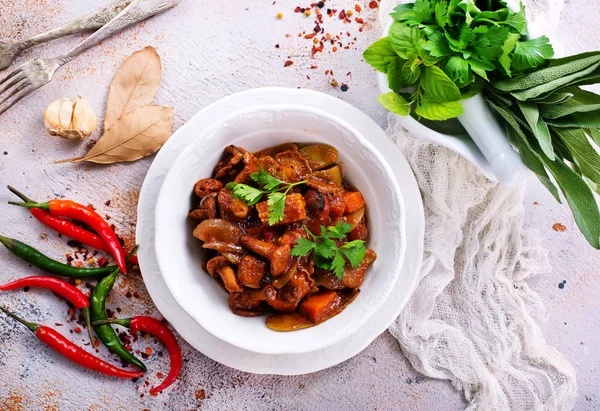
[328,221,353,238]
[378,92,412,116]
[444,56,471,88]
[467,57,495,80]
[420,65,462,102]
[363,37,400,73]
[226,182,265,206]
[413,0,433,23]
[250,169,282,191]
[459,27,475,45]
[317,237,338,259]
[415,96,464,120]
[291,238,316,257]
[389,22,425,60]
[340,240,367,268]
[498,32,520,76]
[434,0,449,27]
[329,251,346,279]
[313,254,333,269]
[422,31,453,57]
[485,25,509,48]
[511,36,554,72]
[267,192,286,225]
[471,26,507,60]
[504,3,527,35]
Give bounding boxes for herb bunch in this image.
[486,52,600,248]
[227,169,307,225]
[291,222,367,279]
[364,0,553,120]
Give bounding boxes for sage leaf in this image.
[421,65,461,102]
[543,156,600,249]
[539,87,600,119]
[493,52,600,92]
[545,111,600,129]
[415,96,463,120]
[531,92,574,105]
[510,60,600,101]
[516,101,554,159]
[588,129,600,146]
[553,128,600,185]
[363,37,399,73]
[378,92,412,116]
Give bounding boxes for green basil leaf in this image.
[415,96,463,120]
[378,92,412,116]
[420,65,462,102]
[389,22,425,60]
[422,31,453,57]
[493,52,600,92]
[510,36,554,72]
[387,58,406,91]
[543,156,600,249]
[363,37,399,73]
[516,101,554,160]
[539,87,600,119]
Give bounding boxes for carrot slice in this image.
[299,290,341,323]
[343,192,365,214]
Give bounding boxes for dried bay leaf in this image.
[104,46,162,130]
[56,105,174,164]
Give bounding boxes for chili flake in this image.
[284,60,294,67]
[369,1,379,9]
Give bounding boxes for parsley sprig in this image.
[291,222,367,279]
[226,169,307,225]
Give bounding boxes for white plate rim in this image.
[154,103,406,355]
[136,87,424,375]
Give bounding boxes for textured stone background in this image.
[0,0,598,410]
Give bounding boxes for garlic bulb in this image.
[44,96,98,140]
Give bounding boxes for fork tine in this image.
[0,83,33,116]
[0,74,26,96]
[0,67,21,87]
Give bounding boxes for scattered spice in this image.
[552,223,567,232]
[277,12,283,19]
[284,60,294,67]
[341,84,349,92]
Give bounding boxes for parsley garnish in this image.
[291,222,367,279]
[226,169,307,225]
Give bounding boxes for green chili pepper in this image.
[0,235,117,278]
[90,258,146,371]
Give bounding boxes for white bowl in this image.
[154,104,406,355]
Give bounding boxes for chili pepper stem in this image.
[82,307,97,346]
[7,201,50,210]
[92,318,132,327]
[7,186,36,203]
[0,306,40,333]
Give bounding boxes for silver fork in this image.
[0,0,135,71]
[0,0,177,117]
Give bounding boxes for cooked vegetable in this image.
[298,144,339,171]
[190,144,376,331]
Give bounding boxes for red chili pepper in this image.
[9,199,127,274]
[94,316,182,394]
[7,186,139,266]
[0,307,143,379]
[0,276,96,345]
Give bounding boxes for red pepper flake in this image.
[313,24,321,32]
[294,6,301,12]
[369,0,379,9]
[133,292,141,299]
[552,223,567,232]
[156,372,164,379]
[355,17,364,24]
[195,389,206,400]
[74,327,82,333]
[145,347,153,356]
[126,291,133,298]
[55,323,63,326]
[105,200,111,206]
[86,204,96,211]
[304,32,316,39]
[355,4,362,12]
[310,65,318,69]
[97,257,109,267]
[284,60,294,67]
[66,254,73,263]
[338,9,346,20]
[275,44,280,48]
[75,261,83,268]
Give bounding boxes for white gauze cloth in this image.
[379,0,578,409]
